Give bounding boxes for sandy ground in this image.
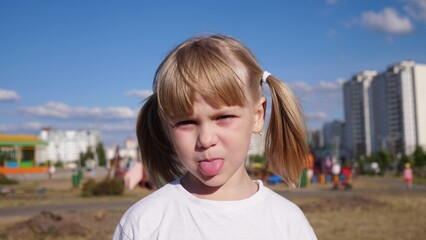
[0,174,425,240]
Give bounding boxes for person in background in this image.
[48,161,56,180]
[331,160,341,190]
[341,163,352,190]
[404,163,413,189]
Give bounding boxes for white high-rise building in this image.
[372,61,426,156]
[322,120,344,158]
[413,63,426,151]
[344,61,426,158]
[39,128,101,163]
[106,137,139,162]
[307,129,323,150]
[370,71,387,153]
[343,70,377,158]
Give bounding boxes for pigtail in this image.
[264,76,309,186]
[136,93,184,186]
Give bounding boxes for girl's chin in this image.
[187,172,226,184]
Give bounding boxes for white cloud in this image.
[0,88,20,101]
[326,0,338,4]
[290,81,313,93]
[0,122,44,132]
[288,78,344,128]
[125,89,152,99]
[318,80,341,91]
[336,78,346,86]
[290,79,344,94]
[92,123,135,132]
[404,0,426,23]
[343,17,358,28]
[3,121,135,133]
[0,120,136,146]
[327,29,337,38]
[305,111,328,121]
[22,121,44,130]
[20,101,138,120]
[361,7,413,35]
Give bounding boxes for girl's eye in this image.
[175,120,195,127]
[218,115,235,120]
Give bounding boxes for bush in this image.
[81,178,124,197]
[413,146,426,169]
[0,173,18,185]
[365,150,392,175]
[358,157,366,175]
[54,161,64,168]
[81,178,97,197]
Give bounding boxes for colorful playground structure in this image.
[255,151,353,189]
[0,134,48,174]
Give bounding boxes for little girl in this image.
[113,34,317,239]
[404,163,413,189]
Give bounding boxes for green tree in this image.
[79,146,95,167]
[248,154,267,177]
[54,160,64,168]
[375,150,392,175]
[96,142,107,167]
[398,154,413,174]
[79,152,85,168]
[249,154,267,164]
[412,145,426,169]
[357,156,367,175]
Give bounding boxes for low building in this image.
[106,137,139,168]
[0,134,47,174]
[39,128,101,164]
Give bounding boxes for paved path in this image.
[0,200,137,218]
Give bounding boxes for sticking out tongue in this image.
[198,159,224,176]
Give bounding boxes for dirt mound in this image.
[300,195,386,213]
[0,209,122,240]
[2,211,89,239]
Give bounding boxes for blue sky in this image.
[1,0,426,146]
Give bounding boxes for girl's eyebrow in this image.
[170,106,241,120]
[218,106,245,114]
[215,105,241,111]
[170,112,196,122]
[170,114,192,121]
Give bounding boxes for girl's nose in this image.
[196,125,217,149]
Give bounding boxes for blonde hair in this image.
[137,34,308,186]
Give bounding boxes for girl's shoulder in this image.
[125,180,181,216]
[255,181,318,239]
[115,180,183,239]
[261,183,308,220]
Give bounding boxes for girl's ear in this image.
[253,97,266,132]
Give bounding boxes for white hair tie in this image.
[262,71,271,83]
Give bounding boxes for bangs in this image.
[156,39,247,121]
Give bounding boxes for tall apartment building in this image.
[414,63,426,150]
[307,129,323,150]
[39,128,102,163]
[370,71,387,153]
[322,120,346,159]
[371,61,426,156]
[344,61,426,158]
[343,70,377,158]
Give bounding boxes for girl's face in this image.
[168,93,265,195]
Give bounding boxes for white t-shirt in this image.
[113,179,317,240]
